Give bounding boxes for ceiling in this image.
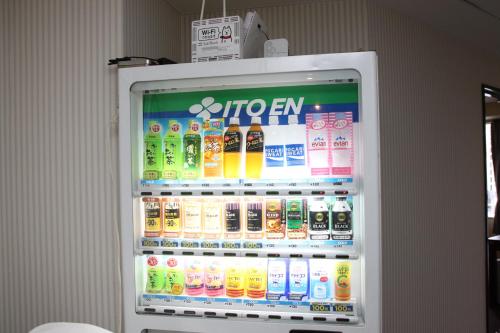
[166,0,500,56]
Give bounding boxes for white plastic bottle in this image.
[263,116,286,179]
[284,114,307,179]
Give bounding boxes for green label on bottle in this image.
[287,200,303,229]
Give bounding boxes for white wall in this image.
[1,0,499,332]
[368,3,500,332]
[124,0,181,62]
[0,0,123,332]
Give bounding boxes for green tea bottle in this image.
[183,119,201,179]
[143,121,163,180]
[145,256,165,293]
[162,120,182,180]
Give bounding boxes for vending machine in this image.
[118,52,380,333]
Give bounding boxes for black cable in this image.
[257,23,270,40]
[108,56,176,66]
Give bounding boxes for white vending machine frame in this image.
[118,52,381,333]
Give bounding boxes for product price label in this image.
[310,303,331,313]
[161,239,178,248]
[332,303,354,314]
[243,241,263,249]
[201,241,220,249]
[222,241,241,249]
[142,238,160,247]
[181,240,200,248]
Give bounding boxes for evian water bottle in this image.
[306,113,330,176]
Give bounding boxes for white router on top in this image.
[191,0,269,62]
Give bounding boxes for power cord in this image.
[107,56,176,66]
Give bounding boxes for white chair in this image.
[29,322,113,333]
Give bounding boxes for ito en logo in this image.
[189,97,223,120]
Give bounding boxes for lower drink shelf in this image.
[138,294,359,324]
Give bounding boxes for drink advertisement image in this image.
[141,83,358,184]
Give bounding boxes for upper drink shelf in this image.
[131,78,360,194]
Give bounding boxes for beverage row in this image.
[145,256,352,302]
[143,112,354,181]
[142,196,353,240]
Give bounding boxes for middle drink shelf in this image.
[135,194,358,258]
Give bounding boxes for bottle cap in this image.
[250,116,261,125]
[229,117,240,125]
[268,116,279,125]
[288,114,299,124]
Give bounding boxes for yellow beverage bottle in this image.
[225,261,245,298]
[223,117,242,178]
[245,260,267,299]
[335,261,351,301]
[245,117,264,179]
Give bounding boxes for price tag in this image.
[161,239,178,248]
[142,238,160,247]
[201,241,220,249]
[181,240,200,248]
[332,303,354,314]
[222,241,241,249]
[243,241,263,249]
[310,303,331,312]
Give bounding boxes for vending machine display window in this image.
[119,53,380,333]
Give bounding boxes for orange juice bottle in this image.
[245,117,264,179]
[223,117,242,178]
[246,259,267,299]
[203,118,224,178]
